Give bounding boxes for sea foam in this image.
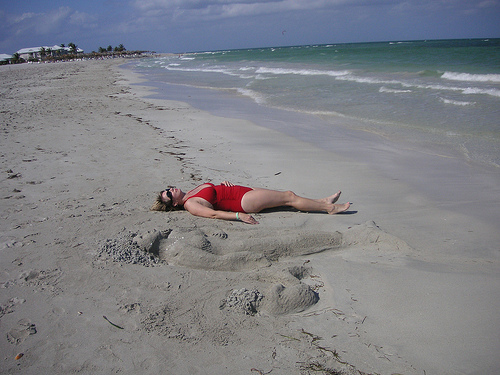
[439,97,475,106]
[255,67,350,77]
[441,72,500,83]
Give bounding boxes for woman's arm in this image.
[184,200,259,224]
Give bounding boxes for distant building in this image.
[16,45,84,60]
[0,53,12,62]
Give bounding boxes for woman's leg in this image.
[241,188,349,214]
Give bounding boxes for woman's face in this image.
[161,187,180,204]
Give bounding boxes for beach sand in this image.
[1,59,499,374]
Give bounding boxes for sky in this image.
[1,0,499,54]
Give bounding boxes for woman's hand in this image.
[239,212,259,225]
[221,181,235,187]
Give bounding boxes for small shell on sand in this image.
[15,353,24,360]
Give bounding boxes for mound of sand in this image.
[99,221,407,272]
[96,221,410,316]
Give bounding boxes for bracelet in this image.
[236,212,240,221]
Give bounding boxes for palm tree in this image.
[39,47,47,60]
[11,53,24,64]
[68,42,78,55]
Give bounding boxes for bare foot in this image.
[317,191,341,204]
[328,202,350,214]
[329,191,341,204]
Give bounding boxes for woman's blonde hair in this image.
[150,191,170,211]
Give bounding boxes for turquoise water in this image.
[134,39,500,168]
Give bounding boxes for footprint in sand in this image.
[7,319,37,345]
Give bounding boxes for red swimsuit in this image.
[186,183,252,212]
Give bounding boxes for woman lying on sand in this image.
[151,181,350,224]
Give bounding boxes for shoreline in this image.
[125,64,500,259]
[1,59,499,374]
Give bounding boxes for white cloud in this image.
[13,12,37,23]
[131,0,469,24]
[0,6,99,52]
[478,0,498,7]
[70,10,98,27]
[39,7,72,33]
[5,6,96,36]
[132,0,354,20]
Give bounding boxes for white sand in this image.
[1,59,499,374]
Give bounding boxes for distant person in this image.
[151,181,350,224]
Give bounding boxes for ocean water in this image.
[133,39,500,168]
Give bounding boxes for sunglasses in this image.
[163,188,173,201]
